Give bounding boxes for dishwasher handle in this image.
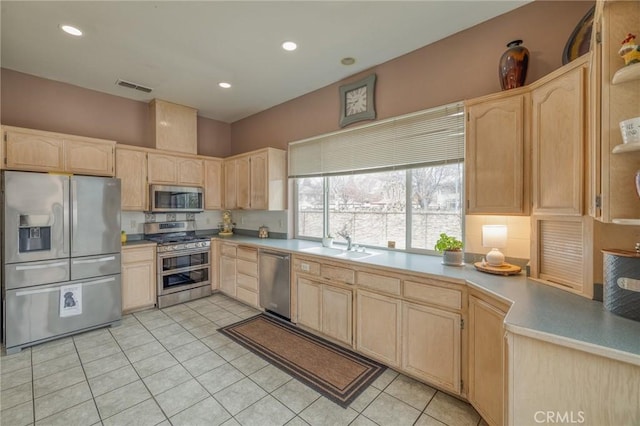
[259,250,290,260]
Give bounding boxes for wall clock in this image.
[339,74,376,127]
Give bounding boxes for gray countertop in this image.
[214,235,640,365]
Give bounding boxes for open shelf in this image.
[612,62,640,85]
[612,218,640,226]
[612,142,640,154]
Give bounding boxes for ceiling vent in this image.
[116,79,152,93]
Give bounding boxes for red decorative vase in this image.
[499,40,529,90]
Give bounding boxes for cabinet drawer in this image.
[237,259,258,277]
[321,264,355,284]
[237,273,258,292]
[357,271,401,296]
[237,246,258,262]
[122,246,155,263]
[220,244,237,257]
[236,287,258,307]
[293,258,320,276]
[404,280,462,310]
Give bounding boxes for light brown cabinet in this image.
[465,91,529,215]
[219,243,237,297]
[116,146,148,211]
[149,99,197,155]
[122,244,156,313]
[531,61,587,216]
[3,126,115,177]
[204,158,224,210]
[402,301,461,394]
[224,148,286,210]
[356,289,402,367]
[296,276,353,346]
[147,152,204,186]
[236,246,259,307]
[468,293,509,426]
[590,0,640,223]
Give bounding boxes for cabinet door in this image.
[356,290,401,367]
[65,139,115,177]
[147,153,178,184]
[224,159,238,209]
[116,147,148,211]
[177,157,204,186]
[122,247,156,312]
[532,66,585,215]
[151,99,197,155]
[466,94,527,214]
[220,255,237,297]
[402,302,461,394]
[250,151,268,210]
[468,296,506,426]
[297,278,321,332]
[322,285,352,346]
[237,156,251,209]
[5,129,64,172]
[204,159,224,210]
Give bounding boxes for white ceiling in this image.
[1,1,529,123]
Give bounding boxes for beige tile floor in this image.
[0,293,485,426]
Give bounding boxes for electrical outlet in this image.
[130,220,136,228]
[206,217,211,224]
[279,219,283,228]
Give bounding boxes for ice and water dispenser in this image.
[18,214,52,253]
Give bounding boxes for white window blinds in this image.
[288,102,464,178]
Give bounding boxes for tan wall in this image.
[230,0,594,154]
[0,68,232,157]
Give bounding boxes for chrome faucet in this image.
[337,230,353,250]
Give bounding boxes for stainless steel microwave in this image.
[149,185,204,213]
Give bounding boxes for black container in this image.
[603,250,640,322]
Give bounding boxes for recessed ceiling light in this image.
[60,24,83,36]
[341,57,356,66]
[218,82,231,89]
[282,41,297,51]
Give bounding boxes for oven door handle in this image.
[157,248,211,258]
[157,264,211,276]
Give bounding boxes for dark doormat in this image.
[218,314,386,408]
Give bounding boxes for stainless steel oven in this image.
[144,221,212,308]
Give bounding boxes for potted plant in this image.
[434,233,464,266]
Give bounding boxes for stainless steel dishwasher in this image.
[259,249,291,320]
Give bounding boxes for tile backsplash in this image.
[464,215,530,261]
[121,210,223,235]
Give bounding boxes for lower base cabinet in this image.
[122,244,156,313]
[220,255,237,297]
[297,277,353,346]
[402,301,461,394]
[468,294,508,426]
[356,290,402,367]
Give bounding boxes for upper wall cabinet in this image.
[531,58,588,216]
[224,147,286,210]
[116,145,148,211]
[204,158,224,210]
[465,90,529,215]
[149,99,197,155]
[2,126,115,177]
[147,152,204,186]
[590,0,640,224]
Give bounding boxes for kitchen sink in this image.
[300,246,345,256]
[336,251,378,259]
[300,246,379,259]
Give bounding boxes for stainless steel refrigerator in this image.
[2,170,122,354]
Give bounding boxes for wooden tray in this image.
[474,262,522,276]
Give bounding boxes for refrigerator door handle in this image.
[72,256,116,265]
[71,179,78,255]
[15,261,68,271]
[63,177,70,256]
